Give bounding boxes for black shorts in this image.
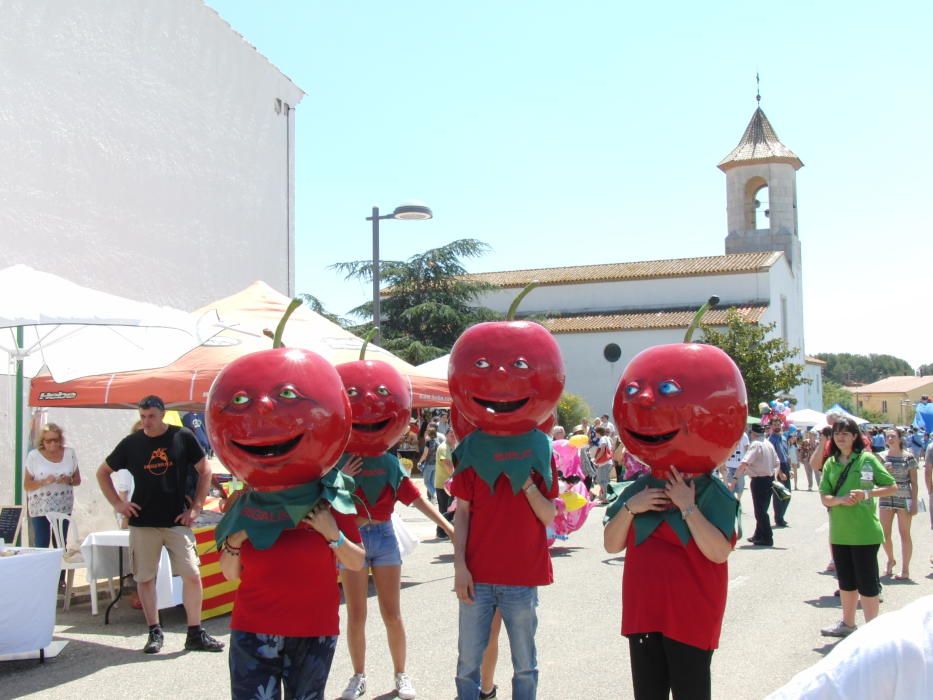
[831,543,881,597]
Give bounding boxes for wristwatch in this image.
[328,531,345,549]
[680,505,696,520]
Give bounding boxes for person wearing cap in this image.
[96,395,224,655]
[735,423,781,546]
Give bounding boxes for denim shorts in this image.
[338,520,401,570]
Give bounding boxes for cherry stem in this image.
[683,295,720,343]
[359,328,378,360]
[506,281,539,320]
[272,298,303,348]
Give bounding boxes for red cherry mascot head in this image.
[612,297,747,479]
[336,335,412,456]
[449,284,565,436]
[207,300,351,491]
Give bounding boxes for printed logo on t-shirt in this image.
[145,447,174,476]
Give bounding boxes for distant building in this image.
[465,104,821,415]
[849,376,933,424]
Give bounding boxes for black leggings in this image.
[831,543,881,597]
[628,632,713,700]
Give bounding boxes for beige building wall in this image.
[852,382,933,424]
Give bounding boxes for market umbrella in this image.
[30,281,451,412]
[785,408,826,427]
[0,264,216,505]
[415,354,450,380]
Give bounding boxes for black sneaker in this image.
[184,629,225,652]
[143,628,164,654]
[480,685,498,699]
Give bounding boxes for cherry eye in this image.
[346,387,359,398]
[475,359,490,369]
[279,388,298,399]
[625,383,639,397]
[231,393,250,406]
[376,385,391,396]
[513,359,529,369]
[658,380,682,396]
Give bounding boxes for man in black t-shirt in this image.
[96,395,224,655]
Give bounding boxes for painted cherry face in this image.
[336,359,412,457]
[612,343,747,478]
[206,347,351,491]
[448,321,565,436]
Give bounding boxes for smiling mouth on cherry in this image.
[353,418,391,433]
[625,428,679,445]
[232,434,302,458]
[473,397,530,414]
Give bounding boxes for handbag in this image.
[771,480,792,502]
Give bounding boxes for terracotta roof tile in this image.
[537,305,768,334]
[465,252,783,288]
[850,376,933,394]
[718,107,802,171]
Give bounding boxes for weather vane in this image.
[756,72,761,104]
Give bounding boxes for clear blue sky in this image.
[207,1,932,369]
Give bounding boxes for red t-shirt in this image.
[353,477,420,521]
[621,521,734,650]
[450,463,559,587]
[231,509,361,637]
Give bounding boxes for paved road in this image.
[2,484,931,699]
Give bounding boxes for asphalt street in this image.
[2,482,931,699]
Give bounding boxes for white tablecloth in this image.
[0,547,62,655]
[80,530,182,610]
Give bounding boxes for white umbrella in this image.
[415,353,450,380]
[0,264,217,506]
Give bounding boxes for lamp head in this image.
[392,203,433,220]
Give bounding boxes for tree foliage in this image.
[330,239,501,364]
[814,353,914,385]
[298,293,348,327]
[918,363,933,377]
[557,392,591,433]
[699,309,809,409]
[822,379,856,413]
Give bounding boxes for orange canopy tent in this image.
[30,281,451,410]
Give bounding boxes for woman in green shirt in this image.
[819,417,897,638]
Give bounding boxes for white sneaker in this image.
[340,673,367,699]
[395,671,416,700]
[820,621,856,638]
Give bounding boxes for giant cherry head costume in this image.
[449,284,564,494]
[209,299,356,549]
[612,296,748,480]
[336,334,412,457]
[449,284,565,437]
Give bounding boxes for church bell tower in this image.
[718,98,803,276]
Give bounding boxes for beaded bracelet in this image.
[223,541,242,556]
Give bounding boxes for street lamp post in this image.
[365,203,433,346]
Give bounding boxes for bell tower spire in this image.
[718,88,803,275]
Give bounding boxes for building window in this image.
[882,400,888,414]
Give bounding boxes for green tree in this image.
[918,363,933,377]
[297,293,348,327]
[331,239,500,364]
[815,353,914,385]
[699,309,809,409]
[822,379,856,413]
[557,392,591,433]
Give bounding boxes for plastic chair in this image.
[45,512,115,613]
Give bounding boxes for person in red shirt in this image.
[338,454,454,700]
[220,498,365,699]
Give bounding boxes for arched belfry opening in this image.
[744,176,770,231]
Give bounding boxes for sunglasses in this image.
[138,398,165,410]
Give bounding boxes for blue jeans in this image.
[338,520,401,570]
[421,462,436,500]
[456,584,539,700]
[229,630,337,700]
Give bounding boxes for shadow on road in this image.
[803,595,840,609]
[549,546,583,558]
[811,640,840,656]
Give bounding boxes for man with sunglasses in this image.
[96,395,224,655]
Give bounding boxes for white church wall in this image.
[555,328,684,419]
[478,270,773,316]
[0,0,302,532]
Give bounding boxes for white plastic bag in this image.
[391,511,418,559]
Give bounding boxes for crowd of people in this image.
[22,398,933,699]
